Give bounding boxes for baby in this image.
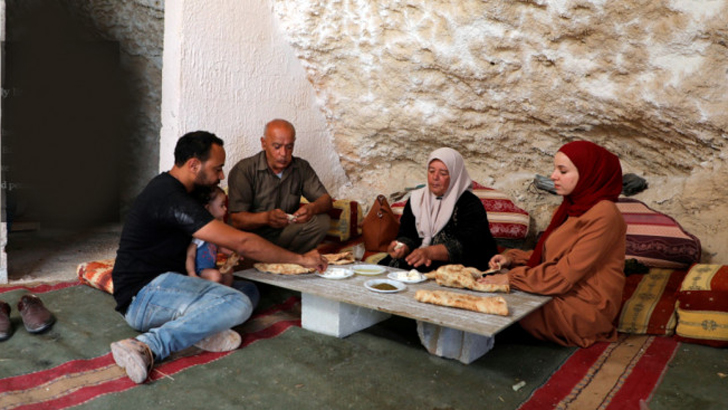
[186,186,234,286]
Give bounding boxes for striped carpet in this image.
[0,281,301,410]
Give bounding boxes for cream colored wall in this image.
[160,0,348,192]
[162,0,728,264]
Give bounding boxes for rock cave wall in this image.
[270,0,728,263]
[67,0,164,214]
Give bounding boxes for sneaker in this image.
[17,294,55,334]
[193,329,242,352]
[110,338,154,384]
[0,301,12,341]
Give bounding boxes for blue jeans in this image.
[124,273,256,360]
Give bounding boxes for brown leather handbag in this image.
[362,194,400,252]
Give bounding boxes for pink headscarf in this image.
[410,148,473,247]
[527,141,622,267]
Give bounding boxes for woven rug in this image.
[518,333,679,410]
[0,281,681,410]
[0,281,301,410]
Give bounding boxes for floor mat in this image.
[0,281,301,410]
[518,333,679,410]
[0,281,703,410]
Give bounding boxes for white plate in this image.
[364,279,406,293]
[315,267,354,280]
[387,271,427,284]
[352,264,387,276]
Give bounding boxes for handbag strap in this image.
[376,194,387,218]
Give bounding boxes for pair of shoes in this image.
[110,338,155,384]
[0,294,55,341]
[17,294,56,333]
[0,301,11,341]
[193,329,242,352]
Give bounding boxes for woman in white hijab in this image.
[380,148,498,272]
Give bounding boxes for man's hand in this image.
[292,203,315,224]
[406,247,432,268]
[299,249,328,272]
[267,209,291,228]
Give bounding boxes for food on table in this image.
[323,251,356,265]
[394,269,423,281]
[425,264,510,293]
[320,268,352,278]
[352,265,386,275]
[415,289,509,316]
[254,263,314,275]
[372,283,398,291]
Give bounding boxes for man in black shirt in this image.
[110,131,327,384]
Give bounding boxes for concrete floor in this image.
[5,224,121,284]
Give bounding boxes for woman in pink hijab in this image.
[380,148,498,272]
[480,141,626,348]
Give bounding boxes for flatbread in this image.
[415,289,509,316]
[253,263,314,275]
[219,252,240,275]
[323,251,355,265]
[424,264,510,293]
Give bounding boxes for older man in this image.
[110,131,327,384]
[228,119,332,253]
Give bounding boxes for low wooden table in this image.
[235,266,551,363]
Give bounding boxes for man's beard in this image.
[194,170,218,188]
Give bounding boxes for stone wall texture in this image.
[271,0,728,263]
[70,0,164,213]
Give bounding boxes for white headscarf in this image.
[409,148,473,247]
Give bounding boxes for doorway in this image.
[2,0,132,281]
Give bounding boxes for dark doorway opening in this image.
[3,0,132,231]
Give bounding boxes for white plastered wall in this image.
[159,0,348,193]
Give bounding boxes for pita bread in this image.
[424,264,510,293]
[219,252,241,275]
[415,289,509,316]
[253,263,315,275]
[323,251,355,265]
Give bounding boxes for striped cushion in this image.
[675,264,728,347]
[77,259,115,294]
[391,182,530,240]
[617,268,686,335]
[616,199,701,269]
[325,199,363,242]
[299,197,363,242]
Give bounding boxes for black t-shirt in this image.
[112,173,214,313]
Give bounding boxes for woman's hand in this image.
[406,247,432,268]
[387,240,408,259]
[477,272,509,286]
[489,254,510,270]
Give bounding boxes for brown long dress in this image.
[505,200,626,347]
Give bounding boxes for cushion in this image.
[390,182,530,240]
[325,199,363,242]
[616,268,687,335]
[77,259,115,294]
[675,264,728,347]
[616,198,701,269]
